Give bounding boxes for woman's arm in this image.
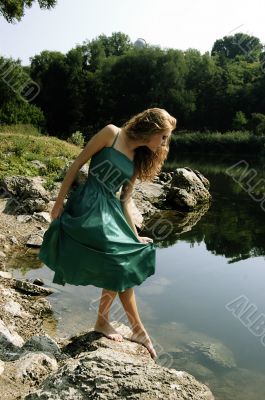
[122,199,139,236]
[120,171,139,237]
[120,171,154,244]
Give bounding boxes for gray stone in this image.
[14,279,54,296]
[10,235,19,244]
[25,346,214,400]
[21,334,63,361]
[166,168,211,210]
[1,176,50,214]
[32,212,51,223]
[30,160,47,174]
[26,234,43,247]
[16,215,33,223]
[0,318,25,354]
[15,352,58,382]
[0,271,12,279]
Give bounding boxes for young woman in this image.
[38,108,177,359]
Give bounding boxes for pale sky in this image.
[0,0,264,66]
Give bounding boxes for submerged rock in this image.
[187,341,236,369]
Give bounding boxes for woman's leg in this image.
[94,288,123,341]
[118,288,157,358]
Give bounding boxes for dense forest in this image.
[1,30,265,141]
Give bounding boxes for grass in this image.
[170,130,265,156]
[0,127,83,190]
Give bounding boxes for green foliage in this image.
[0,101,45,126]
[0,0,57,23]
[0,123,41,135]
[249,113,265,136]
[0,132,81,186]
[67,131,85,147]
[169,131,265,156]
[46,157,66,173]
[1,31,265,138]
[232,111,248,130]
[211,33,264,61]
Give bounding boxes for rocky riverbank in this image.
[0,168,214,399]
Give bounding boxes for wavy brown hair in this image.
[122,108,177,181]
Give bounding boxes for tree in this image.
[232,111,248,130]
[0,0,57,23]
[79,32,133,73]
[30,51,69,136]
[211,33,264,62]
[249,113,265,135]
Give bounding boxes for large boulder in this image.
[1,176,50,214]
[165,168,211,210]
[24,322,214,400]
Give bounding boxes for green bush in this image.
[46,157,66,173]
[67,131,84,147]
[169,130,265,155]
[249,113,265,136]
[232,111,248,130]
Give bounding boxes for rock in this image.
[0,276,54,297]
[25,335,214,399]
[0,271,12,279]
[0,359,4,374]
[21,198,48,213]
[48,183,63,201]
[0,318,25,356]
[74,163,89,185]
[14,279,54,296]
[0,276,214,400]
[15,352,58,383]
[135,180,165,209]
[166,168,211,211]
[0,251,6,258]
[32,212,51,223]
[10,235,18,244]
[187,340,236,369]
[4,300,30,318]
[1,176,50,214]
[154,171,174,184]
[16,215,33,223]
[21,334,63,361]
[30,160,47,174]
[31,278,44,286]
[26,234,43,247]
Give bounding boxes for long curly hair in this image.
[122,108,177,181]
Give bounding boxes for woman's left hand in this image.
[137,236,154,244]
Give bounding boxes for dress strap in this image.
[111,129,120,148]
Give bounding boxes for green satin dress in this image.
[38,129,156,292]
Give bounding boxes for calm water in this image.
[8,153,265,400]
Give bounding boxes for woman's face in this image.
[146,130,171,152]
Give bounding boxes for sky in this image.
[0,0,265,66]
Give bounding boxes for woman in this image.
[38,107,177,359]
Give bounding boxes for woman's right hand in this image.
[50,202,64,221]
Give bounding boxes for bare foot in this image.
[129,329,157,359]
[94,320,124,342]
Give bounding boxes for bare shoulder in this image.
[71,124,119,168]
[105,124,120,146]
